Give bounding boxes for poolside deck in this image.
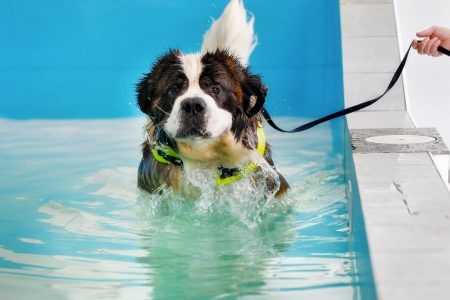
[340,0,450,299]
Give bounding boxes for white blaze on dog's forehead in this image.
[165,52,233,140]
[179,53,203,85]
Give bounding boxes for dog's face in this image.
[137,50,267,146]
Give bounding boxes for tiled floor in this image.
[341,0,405,112]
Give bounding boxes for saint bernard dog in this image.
[136,0,289,197]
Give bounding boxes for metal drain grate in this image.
[350,128,449,154]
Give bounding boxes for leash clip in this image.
[246,95,257,114]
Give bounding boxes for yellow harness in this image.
[152,122,266,186]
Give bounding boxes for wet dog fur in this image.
[136,0,289,197]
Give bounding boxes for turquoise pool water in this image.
[0,117,362,299]
[0,0,365,298]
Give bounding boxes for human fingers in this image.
[412,39,418,49]
[424,37,438,55]
[430,39,442,56]
[416,26,435,38]
[417,37,430,54]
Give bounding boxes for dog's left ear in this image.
[240,70,268,118]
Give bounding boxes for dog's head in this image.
[137,50,267,149]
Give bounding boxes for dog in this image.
[136,0,289,197]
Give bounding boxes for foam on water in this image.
[137,155,291,228]
[0,117,358,300]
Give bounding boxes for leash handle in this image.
[437,45,450,56]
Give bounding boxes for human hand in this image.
[412,26,450,57]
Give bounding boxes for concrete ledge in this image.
[342,37,401,73]
[344,73,406,111]
[341,0,450,299]
[340,4,397,38]
[352,152,450,299]
[347,110,413,129]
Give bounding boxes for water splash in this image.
[137,157,294,228]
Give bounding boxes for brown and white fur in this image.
[136,0,289,196]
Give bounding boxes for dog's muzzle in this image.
[176,97,209,138]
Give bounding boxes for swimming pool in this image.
[0,117,369,299]
[0,0,377,299]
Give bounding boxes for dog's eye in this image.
[168,85,180,96]
[211,86,220,95]
[202,77,212,87]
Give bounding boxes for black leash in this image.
[261,44,450,133]
[438,45,450,56]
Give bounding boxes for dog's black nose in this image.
[181,97,206,116]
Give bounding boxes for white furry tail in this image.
[201,0,257,66]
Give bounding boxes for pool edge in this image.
[340,1,450,299]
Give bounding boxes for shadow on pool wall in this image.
[0,0,343,121]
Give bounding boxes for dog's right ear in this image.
[240,70,268,118]
[136,49,181,117]
[136,73,154,116]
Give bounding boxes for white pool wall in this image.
[393,0,450,187]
